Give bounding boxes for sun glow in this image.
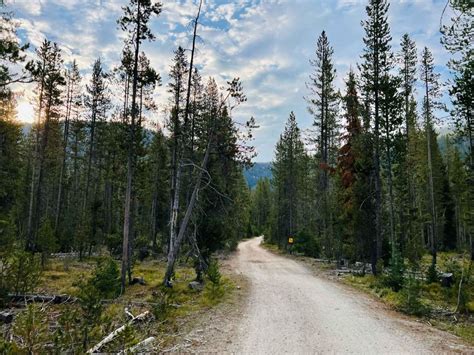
[17,100,35,123]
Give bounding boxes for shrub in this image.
[399,272,428,316]
[37,218,57,267]
[206,259,221,286]
[382,250,405,292]
[53,308,82,352]
[13,304,48,354]
[0,249,42,305]
[426,263,438,284]
[293,230,320,257]
[75,279,104,351]
[205,259,224,300]
[91,257,121,299]
[152,289,174,321]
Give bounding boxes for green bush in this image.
[382,250,405,291]
[205,259,224,300]
[53,307,82,352]
[293,230,320,257]
[399,272,428,316]
[0,249,42,305]
[91,257,121,299]
[152,289,174,321]
[13,304,48,354]
[426,263,438,284]
[206,259,221,286]
[37,218,57,267]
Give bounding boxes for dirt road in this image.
[227,237,471,354]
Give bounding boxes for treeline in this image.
[0,0,254,294]
[251,0,473,275]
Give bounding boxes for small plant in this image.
[207,258,221,286]
[152,289,174,321]
[205,259,224,301]
[13,304,48,354]
[74,259,120,351]
[115,324,138,352]
[0,337,14,354]
[91,257,121,299]
[37,218,57,268]
[53,307,82,352]
[2,249,42,300]
[382,249,405,292]
[426,263,438,284]
[399,270,428,316]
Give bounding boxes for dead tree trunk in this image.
[121,2,141,293]
[164,141,211,285]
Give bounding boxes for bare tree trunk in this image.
[54,75,74,232]
[166,0,202,281]
[33,95,54,249]
[424,74,437,267]
[164,141,210,285]
[27,65,46,250]
[385,110,395,256]
[121,2,141,293]
[373,57,382,275]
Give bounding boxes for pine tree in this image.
[337,71,363,260]
[359,0,393,274]
[54,60,81,235]
[117,0,162,292]
[26,40,65,251]
[80,58,109,257]
[396,34,418,255]
[272,112,307,247]
[306,31,339,255]
[420,47,444,267]
[0,10,29,233]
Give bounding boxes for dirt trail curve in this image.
[223,237,472,354]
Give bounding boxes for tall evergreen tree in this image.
[306,30,339,255]
[26,40,65,251]
[420,47,444,267]
[272,112,306,247]
[54,60,81,235]
[359,0,392,273]
[396,34,418,253]
[117,0,162,292]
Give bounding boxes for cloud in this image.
[7,0,454,161]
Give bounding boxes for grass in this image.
[341,256,474,346]
[6,256,236,353]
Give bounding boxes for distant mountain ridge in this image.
[244,162,272,189]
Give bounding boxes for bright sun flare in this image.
[16,100,35,123]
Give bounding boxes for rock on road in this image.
[227,237,471,354]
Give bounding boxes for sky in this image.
[6,0,455,162]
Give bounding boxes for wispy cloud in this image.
[7,0,453,161]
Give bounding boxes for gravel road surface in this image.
[228,237,471,354]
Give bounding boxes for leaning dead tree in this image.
[163,78,247,286]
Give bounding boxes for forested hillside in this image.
[0,0,473,352]
[244,162,272,189]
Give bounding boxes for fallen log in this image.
[87,310,151,353]
[8,294,77,305]
[119,336,156,354]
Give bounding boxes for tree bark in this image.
[164,141,211,285]
[121,1,141,293]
